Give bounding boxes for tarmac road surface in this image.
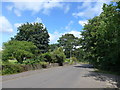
[2,64,118,88]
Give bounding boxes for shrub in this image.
[70,57,77,62]
[41,52,52,63]
[64,58,70,62]
[51,47,66,66]
[2,64,24,75]
[23,59,41,65]
[36,54,46,62]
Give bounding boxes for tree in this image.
[41,52,52,64]
[49,43,59,52]
[81,2,120,72]
[12,22,49,53]
[57,34,79,58]
[2,40,37,63]
[51,47,66,66]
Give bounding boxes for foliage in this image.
[23,59,38,65]
[81,2,120,72]
[64,58,70,63]
[51,47,66,66]
[49,44,59,52]
[58,34,79,58]
[0,51,2,65]
[72,47,85,62]
[39,61,48,68]
[41,52,52,63]
[2,64,24,75]
[70,57,77,62]
[12,22,50,53]
[2,40,37,63]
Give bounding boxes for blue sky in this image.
[0,0,111,50]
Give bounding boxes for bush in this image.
[70,57,77,62]
[64,58,70,62]
[51,47,66,66]
[41,52,52,63]
[2,64,24,75]
[35,54,46,62]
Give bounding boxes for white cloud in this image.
[72,1,110,19]
[14,23,22,28]
[78,20,88,26]
[7,2,69,16]
[65,21,74,30]
[35,17,42,23]
[3,0,111,2]
[48,20,82,43]
[6,5,13,11]
[14,9,21,17]
[49,30,81,44]
[64,5,70,13]
[65,31,81,38]
[0,16,13,33]
[49,31,61,44]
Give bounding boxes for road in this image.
[2,64,117,88]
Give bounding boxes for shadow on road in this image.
[74,64,94,69]
[84,71,120,88]
[74,64,120,88]
[77,65,120,88]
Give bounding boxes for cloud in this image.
[35,17,42,23]
[48,20,81,43]
[78,20,88,26]
[14,9,21,17]
[65,21,74,30]
[0,16,13,33]
[14,23,22,28]
[64,5,70,13]
[72,1,110,19]
[3,0,111,2]
[49,30,81,44]
[49,31,61,44]
[6,5,13,11]
[7,2,69,16]
[65,31,81,38]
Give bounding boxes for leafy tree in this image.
[81,2,120,72]
[58,34,79,58]
[41,52,52,64]
[51,47,66,66]
[2,40,37,63]
[49,43,59,52]
[12,22,49,53]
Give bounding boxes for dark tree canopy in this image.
[58,34,79,58]
[49,43,59,52]
[12,22,50,53]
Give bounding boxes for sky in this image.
[0,0,111,50]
